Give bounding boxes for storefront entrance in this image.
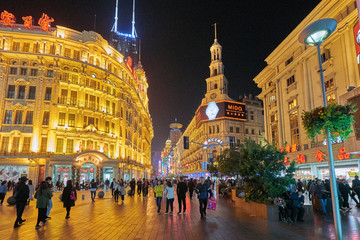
[103,167,113,182]
[80,163,95,184]
[53,165,71,186]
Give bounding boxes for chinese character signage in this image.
[280,144,299,153]
[0,10,54,32]
[338,147,350,160]
[315,150,326,162]
[297,154,306,164]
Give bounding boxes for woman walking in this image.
[154,180,163,213]
[62,180,77,219]
[90,179,97,203]
[165,181,175,215]
[34,181,53,229]
[27,180,35,205]
[0,181,7,206]
[119,179,126,203]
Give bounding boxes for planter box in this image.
[233,196,314,222]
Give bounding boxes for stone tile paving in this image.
[0,190,359,240]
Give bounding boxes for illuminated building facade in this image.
[0,20,153,185]
[174,31,265,179]
[254,0,360,179]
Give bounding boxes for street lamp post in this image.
[299,18,342,240]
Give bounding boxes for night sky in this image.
[2,0,321,151]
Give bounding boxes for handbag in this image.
[207,199,217,211]
[70,189,77,201]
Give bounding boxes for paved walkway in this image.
[0,190,359,240]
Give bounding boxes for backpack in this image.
[70,189,77,201]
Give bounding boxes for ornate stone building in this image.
[0,23,153,185]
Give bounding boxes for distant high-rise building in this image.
[110,0,139,67]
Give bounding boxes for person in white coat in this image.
[27,180,35,205]
[119,179,126,203]
[113,180,120,202]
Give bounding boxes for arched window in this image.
[214,83,218,89]
[213,69,217,76]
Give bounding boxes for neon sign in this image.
[280,144,299,153]
[297,154,306,164]
[0,10,54,32]
[315,150,326,162]
[0,10,15,26]
[338,147,350,160]
[204,138,223,145]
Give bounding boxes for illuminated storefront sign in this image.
[338,147,350,160]
[204,138,223,145]
[280,144,299,153]
[297,154,306,164]
[315,150,327,162]
[0,10,54,32]
[195,100,246,126]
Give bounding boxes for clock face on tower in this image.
[205,101,219,120]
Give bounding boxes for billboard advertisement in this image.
[0,165,29,182]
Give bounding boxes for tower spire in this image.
[132,0,136,38]
[111,0,118,32]
[214,23,217,42]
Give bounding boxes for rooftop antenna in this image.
[132,0,136,37]
[111,0,118,32]
[94,14,97,32]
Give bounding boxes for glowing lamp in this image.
[298,18,337,46]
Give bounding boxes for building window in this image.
[251,129,255,134]
[270,113,277,122]
[70,91,77,105]
[49,44,55,54]
[321,49,330,63]
[56,138,64,153]
[111,122,115,134]
[60,89,67,104]
[73,50,80,60]
[12,42,20,51]
[250,115,254,120]
[327,94,336,103]
[10,67,17,75]
[45,87,52,100]
[217,125,219,133]
[46,70,54,77]
[11,137,20,153]
[22,42,30,52]
[286,75,295,87]
[22,137,31,153]
[245,129,249,134]
[285,56,293,66]
[105,121,110,133]
[269,95,276,103]
[28,86,36,99]
[325,78,334,91]
[7,85,15,98]
[230,126,233,133]
[30,69,38,76]
[290,111,300,145]
[68,114,75,127]
[237,139,241,146]
[271,124,278,146]
[20,68,27,76]
[1,137,9,152]
[236,127,240,133]
[42,111,50,125]
[15,110,23,124]
[25,111,33,124]
[4,110,12,124]
[66,139,74,153]
[18,86,26,99]
[40,137,47,152]
[288,98,297,110]
[58,112,66,126]
[33,42,40,53]
[64,48,71,58]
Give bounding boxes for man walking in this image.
[13,176,29,228]
[195,177,213,219]
[177,177,188,215]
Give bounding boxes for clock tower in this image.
[202,23,232,104]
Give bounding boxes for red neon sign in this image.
[38,13,54,32]
[338,147,350,160]
[22,16,33,30]
[280,144,299,153]
[0,10,16,27]
[297,154,306,164]
[315,150,326,162]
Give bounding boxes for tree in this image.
[238,139,295,204]
[216,147,241,177]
